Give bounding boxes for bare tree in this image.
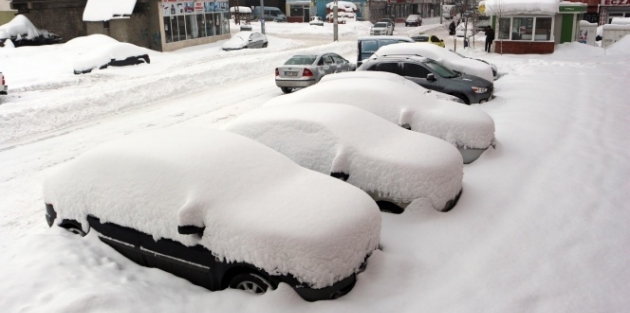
[487,0,506,54]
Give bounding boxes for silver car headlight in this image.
[472,86,488,93]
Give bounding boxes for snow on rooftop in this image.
[611,17,630,25]
[0,15,41,40]
[224,102,463,211]
[83,0,137,22]
[265,76,496,150]
[485,0,559,16]
[326,1,357,12]
[43,128,381,288]
[229,6,252,14]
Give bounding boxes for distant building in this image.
[1,0,16,26]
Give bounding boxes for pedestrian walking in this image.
[485,26,495,53]
[449,21,456,35]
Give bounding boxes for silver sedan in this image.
[275,53,356,93]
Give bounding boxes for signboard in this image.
[162,0,228,17]
[602,0,630,5]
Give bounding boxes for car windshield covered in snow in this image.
[284,55,317,65]
[43,128,381,301]
[426,60,458,78]
[225,102,464,213]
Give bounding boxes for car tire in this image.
[280,87,293,94]
[229,272,270,295]
[262,42,268,48]
[60,220,87,236]
[376,201,404,214]
[452,93,470,105]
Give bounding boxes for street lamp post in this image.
[260,0,266,34]
[333,0,338,41]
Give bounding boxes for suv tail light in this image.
[303,68,313,77]
[275,68,279,76]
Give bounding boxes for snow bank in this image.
[611,17,630,25]
[326,1,357,12]
[43,128,381,288]
[606,34,630,55]
[224,102,463,211]
[265,76,496,150]
[375,42,494,82]
[485,0,559,16]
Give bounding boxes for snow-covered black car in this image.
[43,128,381,301]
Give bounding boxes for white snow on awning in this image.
[83,0,137,22]
[230,6,252,14]
[485,0,559,16]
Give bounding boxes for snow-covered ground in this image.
[1,19,629,312]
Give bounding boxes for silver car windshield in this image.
[285,55,317,65]
[425,60,459,78]
[374,22,388,28]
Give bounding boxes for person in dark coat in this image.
[449,21,456,35]
[485,26,495,52]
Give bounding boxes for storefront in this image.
[161,0,231,51]
[486,0,586,54]
[599,0,630,24]
[286,0,311,22]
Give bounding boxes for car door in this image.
[320,54,337,75]
[402,63,445,92]
[250,33,262,48]
[331,54,349,72]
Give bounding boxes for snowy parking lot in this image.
[1,19,629,312]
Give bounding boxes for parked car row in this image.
[42,31,500,304]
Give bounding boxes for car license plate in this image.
[285,71,298,77]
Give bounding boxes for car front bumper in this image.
[275,78,317,88]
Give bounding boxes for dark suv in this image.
[358,55,493,104]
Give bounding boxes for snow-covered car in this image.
[372,42,495,82]
[43,128,381,302]
[378,18,396,31]
[359,55,493,104]
[0,72,7,95]
[320,71,465,104]
[452,50,499,80]
[357,36,414,66]
[405,14,422,27]
[265,76,496,164]
[275,53,356,93]
[370,22,393,36]
[456,22,474,37]
[70,35,151,75]
[309,16,324,26]
[225,102,464,213]
[411,34,446,48]
[222,31,268,51]
[0,14,62,47]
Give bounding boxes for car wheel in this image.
[280,87,293,94]
[229,273,270,295]
[376,201,404,214]
[452,93,470,105]
[262,42,268,48]
[60,220,87,236]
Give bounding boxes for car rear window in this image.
[285,56,317,65]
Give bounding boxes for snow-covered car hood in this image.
[224,102,463,210]
[375,42,495,82]
[43,128,381,288]
[222,34,248,50]
[70,36,151,73]
[265,77,496,150]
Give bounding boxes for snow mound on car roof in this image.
[375,43,495,82]
[266,78,495,150]
[68,35,151,73]
[224,102,463,210]
[43,128,381,288]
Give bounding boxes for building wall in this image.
[12,1,88,42]
[0,11,15,25]
[494,41,554,54]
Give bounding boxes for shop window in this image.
[177,15,186,41]
[512,17,533,40]
[187,15,198,39]
[223,12,230,34]
[164,17,173,43]
[196,14,207,38]
[206,13,215,36]
[498,17,510,40]
[534,17,552,41]
[214,13,223,35]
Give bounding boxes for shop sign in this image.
[602,0,630,5]
[162,0,229,17]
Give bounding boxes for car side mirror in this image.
[427,73,436,81]
[178,225,205,236]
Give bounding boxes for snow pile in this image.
[43,128,381,288]
[83,0,137,22]
[606,34,630,55]
[326,1,357,12]
[224,102,463,211]
[222,31,253,50]
[485,0,559,15]
[265,76,496,150]
[374,42,495,82]
[0,15,41,40]
[611,17,630,25]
